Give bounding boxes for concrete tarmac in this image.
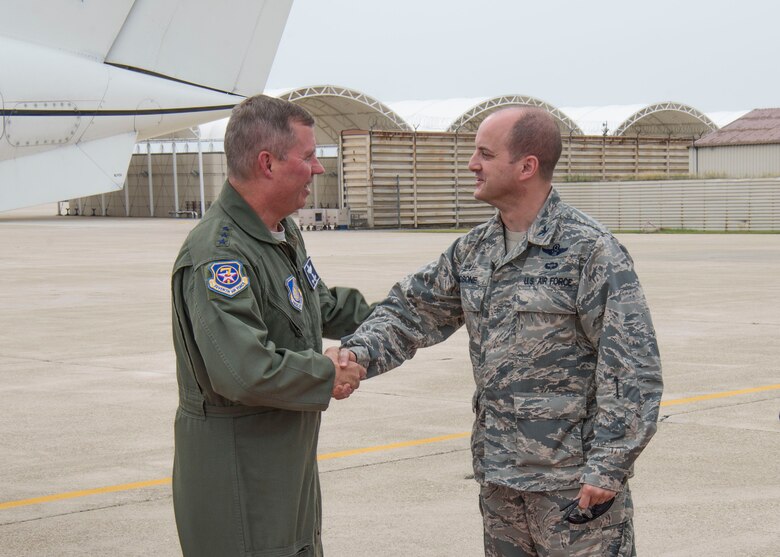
[0,207,778,556]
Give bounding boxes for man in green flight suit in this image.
[171,95,372,556]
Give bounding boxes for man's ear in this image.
[515,155,539,182]
[258,151,274,179]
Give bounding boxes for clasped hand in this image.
[324,346,364,400]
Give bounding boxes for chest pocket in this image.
[461,284,486,312]
[513,279,578,362]
[461,284,487,338]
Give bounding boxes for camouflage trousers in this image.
[479,483,635,557]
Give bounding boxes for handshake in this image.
[324,346,364,400]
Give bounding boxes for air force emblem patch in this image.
[207,261,249,297]
[303,257,321,290]
[286,276,304,311]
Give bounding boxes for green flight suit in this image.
[171,182,371,557]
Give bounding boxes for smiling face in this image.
[273,121,325,214]
[467,110,524,209]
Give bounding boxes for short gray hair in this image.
[224,95,315,181]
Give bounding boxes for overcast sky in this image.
[265,0,776,113]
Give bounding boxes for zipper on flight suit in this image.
[274,240,308,339]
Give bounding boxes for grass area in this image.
[561,173,698,182]
[559,172,736,182]
[391,227,780,234]
[615,228,780,234]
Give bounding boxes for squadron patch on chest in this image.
[286,275,304,311]
[207,261,249,297]
[303,257,321,290]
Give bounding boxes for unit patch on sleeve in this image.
[302,257,321,290]
[207,261,249,297]
[285,275,304,311]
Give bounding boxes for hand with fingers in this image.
[576,483,616,509]
[559,484,617,524]
[324,346,365,400]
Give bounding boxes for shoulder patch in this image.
[207,261,249,297]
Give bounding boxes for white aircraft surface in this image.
[0,0,293,212]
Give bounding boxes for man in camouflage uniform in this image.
[171,95,371,556]
[341,107,663,556]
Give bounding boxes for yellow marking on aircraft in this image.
[3,383,779,511]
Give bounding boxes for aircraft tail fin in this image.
[105,0,293,96]
[0,0,293,96]
[0,133,137,212]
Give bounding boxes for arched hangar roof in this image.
[613,102,718,138]
[446,95,583,135]
[277,85,411,144]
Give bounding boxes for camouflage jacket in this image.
[344,189,663,492]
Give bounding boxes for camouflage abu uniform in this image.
[343,189,662,555]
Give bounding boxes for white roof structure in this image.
[194,85,749,141]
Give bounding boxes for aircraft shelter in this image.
[68,86,780,231]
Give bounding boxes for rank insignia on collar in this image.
[286,276,304,311]
[303,257,321,290]
[207,261,249,297]
[216,225,231,248]
[542,243,568,256]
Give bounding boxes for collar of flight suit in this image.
[216,180,297,248]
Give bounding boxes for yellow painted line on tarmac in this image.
[0,478,171,511]
[659,383,780,407]
[3,383,779,511]
[317,431,470,461]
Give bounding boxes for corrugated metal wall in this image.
[342,130,694,228]
[67,131,780,231]
[555,179,780,231]
[559,135,690,179]
[341,130,493,228]
[690,144,780,178]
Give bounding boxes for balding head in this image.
[486,107,562,182]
